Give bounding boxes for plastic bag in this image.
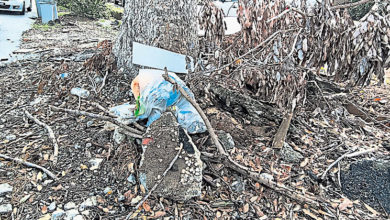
[131,69,206,134]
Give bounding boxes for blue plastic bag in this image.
[133,69,206,134]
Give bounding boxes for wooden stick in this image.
[162,68,332,211]
[201,153,327,210]
[0,153,59,181]
[272,112,293,149]
[25,110,59,165]
[126,144,183,220]
[50,106,143,138]
[331,0,374,10]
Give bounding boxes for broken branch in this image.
[321,146,379,180]
[50,106,143,138]
[0,153,59,181]
[272,112,293,149]
[25,110,59,165]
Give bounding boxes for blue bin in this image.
[36,0,58,24]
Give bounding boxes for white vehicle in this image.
[0,0,32,15]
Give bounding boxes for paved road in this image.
[0,0,37,61]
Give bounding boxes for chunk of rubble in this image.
[280,142,303,163]
[0,183,13,196]
[0,204,12,214]
[138,112,203,201]
[79,196,97,211]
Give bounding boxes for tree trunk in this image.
[113,0,199,78]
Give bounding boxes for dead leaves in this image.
[198,2,226,45]
[338,198,354,211]
[142,202,151,212]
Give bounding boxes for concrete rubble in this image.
[138,112,203,201]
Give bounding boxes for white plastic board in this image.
[132,42,193,74]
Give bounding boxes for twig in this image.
[25,110,59,165]
[98,70,109,93]
[7,131,35,145]
[321,146,379,180]
[308,81,332,109]
[90,102,117,117]
[331,0,374,10]
[126,144,183,220]
[282,28,303,62]
[50,106,143,138]
[201,153,327,209]
[88,74,98,95]
[162,68,331,210]
[0,153,58,181]
[267,8,307,24]
[0,106,17,118]
[345,147,378,158]
[321,151,350,180]
[0,97,21,118]
[197,29,296,75]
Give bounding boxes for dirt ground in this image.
[0,15,389,220]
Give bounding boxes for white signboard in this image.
[132,42,193,74]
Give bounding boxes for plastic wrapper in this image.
[131,69,206,134]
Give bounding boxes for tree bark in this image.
[113,0,199,78]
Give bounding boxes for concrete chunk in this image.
[138,112,203,201]
[0,183,13,196]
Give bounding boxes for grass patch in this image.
[105,3,123,20]
[32,23,61,31]
[105,3,124,14]
[57,5,69,11]
[58,11,71,17]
